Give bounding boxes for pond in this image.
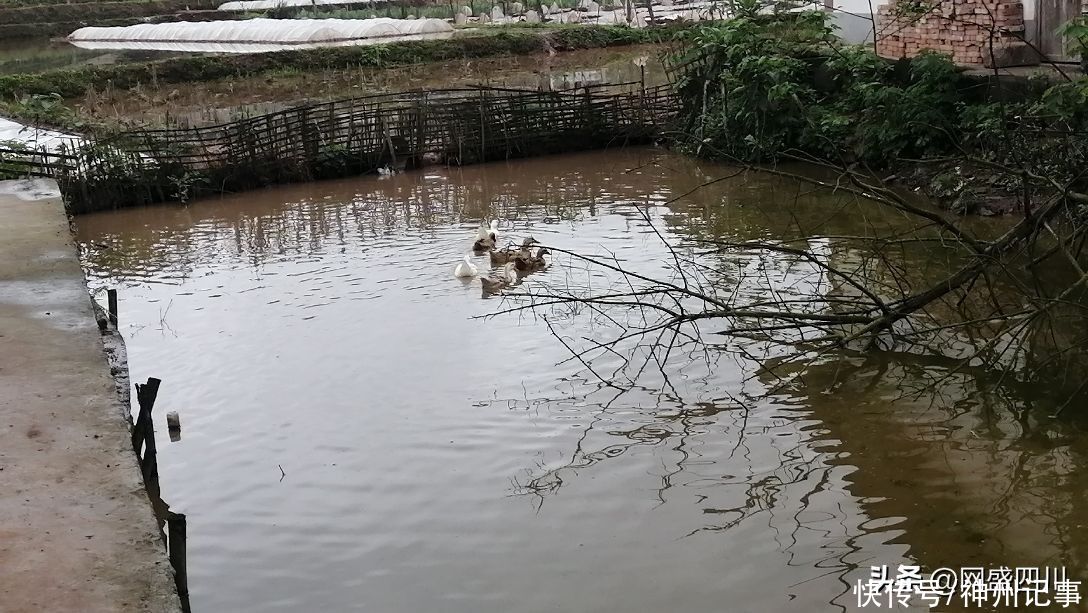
[75,148,1088,612]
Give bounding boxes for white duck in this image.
[480,262,517,293]
[453,254,478,278]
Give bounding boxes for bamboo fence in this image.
[1,84,678,213]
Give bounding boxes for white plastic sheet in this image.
[0,116,82,152]
[218,0,386,11]
[68,18,453,49]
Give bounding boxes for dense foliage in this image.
[669,12,1088,212]
[670,12,969,164]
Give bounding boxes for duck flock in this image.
[453,220,551,294]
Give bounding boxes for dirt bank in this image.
[0,179,180,613]
[0,0,223,38]
[75,43,664,127]
[0,25,665,129]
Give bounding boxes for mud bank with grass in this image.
[0,25,666,129]
[0,0,224,39]
[74,43,665,128]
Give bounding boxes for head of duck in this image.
[522,247,550,272]
[532,247,550,267]
[515,245,550,273]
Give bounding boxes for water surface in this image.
[75,149,1088,612]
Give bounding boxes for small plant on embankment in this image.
[1058,16,1088,72]
[669,11,1088,214]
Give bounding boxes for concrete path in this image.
[0,179,180,613]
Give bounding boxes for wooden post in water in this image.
[107,288,118,327]
[167,512,190,613]
[133,377,161,486]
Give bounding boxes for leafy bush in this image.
[669,12,1088,211]
[669,12,971,165]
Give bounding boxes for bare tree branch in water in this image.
[484,154,1088,405]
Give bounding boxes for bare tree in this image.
[483,153,1088,408]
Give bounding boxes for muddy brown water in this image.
[0,37,179,75]
[75,149,1088,612]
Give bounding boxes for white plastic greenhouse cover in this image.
[68,18,453,46]
[219,0,387,11]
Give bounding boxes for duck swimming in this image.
[480,262,517,294]
[490,237,539,266]
[516,247,550,273]
[453,254,478,278]
[472,220,500,251]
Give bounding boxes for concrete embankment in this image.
[0,179,180,612]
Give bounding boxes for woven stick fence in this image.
[2,84,678,213]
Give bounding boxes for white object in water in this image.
[0,116,82,152]
[453,254,478,278]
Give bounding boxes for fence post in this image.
[133,377,161,485]
[107,288,118,327]
[167,512,189,613]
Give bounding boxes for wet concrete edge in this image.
[0,178,182,613]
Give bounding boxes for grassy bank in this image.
[0,25,663,129]
[0,0,226,39]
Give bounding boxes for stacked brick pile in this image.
[875,0,1029,66]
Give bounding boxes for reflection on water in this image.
[75,149,1088,612]
[0,37,178,75]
